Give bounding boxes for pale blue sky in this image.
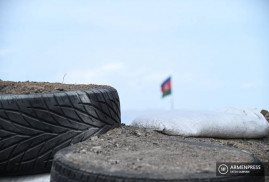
[0,0,268,111]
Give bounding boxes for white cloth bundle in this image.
[132,108,269,138]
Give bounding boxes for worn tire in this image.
[50,141,264,182]
[0,87,121,176]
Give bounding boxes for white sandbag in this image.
[131,108,269,138]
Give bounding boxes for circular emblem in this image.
[218,164,229,174]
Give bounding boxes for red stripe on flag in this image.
[161,80,171,93]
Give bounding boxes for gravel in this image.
[0,80,109,95]
[66,125,268,178]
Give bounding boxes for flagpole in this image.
[171,75,173,110]
[171,89,174,110]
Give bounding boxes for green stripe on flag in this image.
[162,89,171,98]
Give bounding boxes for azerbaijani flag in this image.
[161,77,172,98]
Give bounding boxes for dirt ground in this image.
[0,80,109,95]
[69,125,269,179]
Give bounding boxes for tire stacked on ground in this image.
[50,126,265,182]
[0,87,121,176]
[51,149,264,182]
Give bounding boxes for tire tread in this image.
[0,88,120,175]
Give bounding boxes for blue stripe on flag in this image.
[161,77,171,87]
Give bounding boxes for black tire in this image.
[0,87,121,176]
[50,141,264,182]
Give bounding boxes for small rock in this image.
[227,141,234,147]
[264,146,269,151]
[134,130,142,137]
[91,146,102,153]
[80,149,87,154]
[241,150,251,154]
[140,163,150,167]
[55,87,64,91]
[109,159,119,164]
[115,130,122,135]
[232,144,238,148]
[145,129,152,133]
[90,136,98,141]
[153,142,159,145]
[92,146,102,150]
